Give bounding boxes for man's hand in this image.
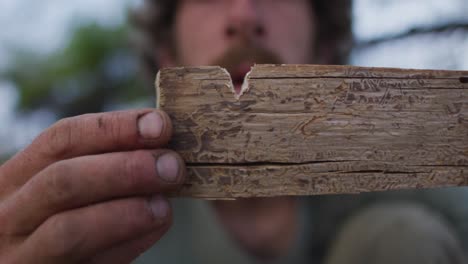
[0,109,186,263]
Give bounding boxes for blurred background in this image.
[0,0,468,262]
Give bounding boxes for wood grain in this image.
[156,64,468,199]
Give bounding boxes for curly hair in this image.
[131,0,353,75]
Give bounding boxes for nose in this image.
[225,0,266,43]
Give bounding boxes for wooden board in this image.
[156,64,468,199]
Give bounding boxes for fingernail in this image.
[149,196,169,219]
[138,112,163,139]
[156,153,180,183]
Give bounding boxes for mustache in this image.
[211,45,283,73]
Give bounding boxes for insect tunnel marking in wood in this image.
[156,64,468,199]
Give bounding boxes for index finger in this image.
[1,109,172,193]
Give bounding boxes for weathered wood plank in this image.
[156,64,468,199]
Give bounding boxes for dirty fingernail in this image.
[149,195,169,220]
[156,153,180,183]
[138,112,163,139]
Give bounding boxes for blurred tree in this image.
[2,22,152,118]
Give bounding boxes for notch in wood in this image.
[156,64,468,199]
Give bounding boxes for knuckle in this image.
[97,112,127,145]
[43,161,76,206]
[0,200,28,237]
[121,151,154,190]
[38,117,77,159]
[42,214,84,258]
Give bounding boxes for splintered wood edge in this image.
[156,66,254,108]
[155,70,161,108]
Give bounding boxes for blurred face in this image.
[159,0,316,257]
[162,0,317,92]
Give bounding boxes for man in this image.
[0,0,466,263]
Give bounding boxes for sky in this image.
[0,0,139,69]
[0,0,467,154]
[354,0,468,41]
[351,0,468,70]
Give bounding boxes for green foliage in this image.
[4,22,152,118]
[0,153,10,164]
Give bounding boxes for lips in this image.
[230,62,253,94]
